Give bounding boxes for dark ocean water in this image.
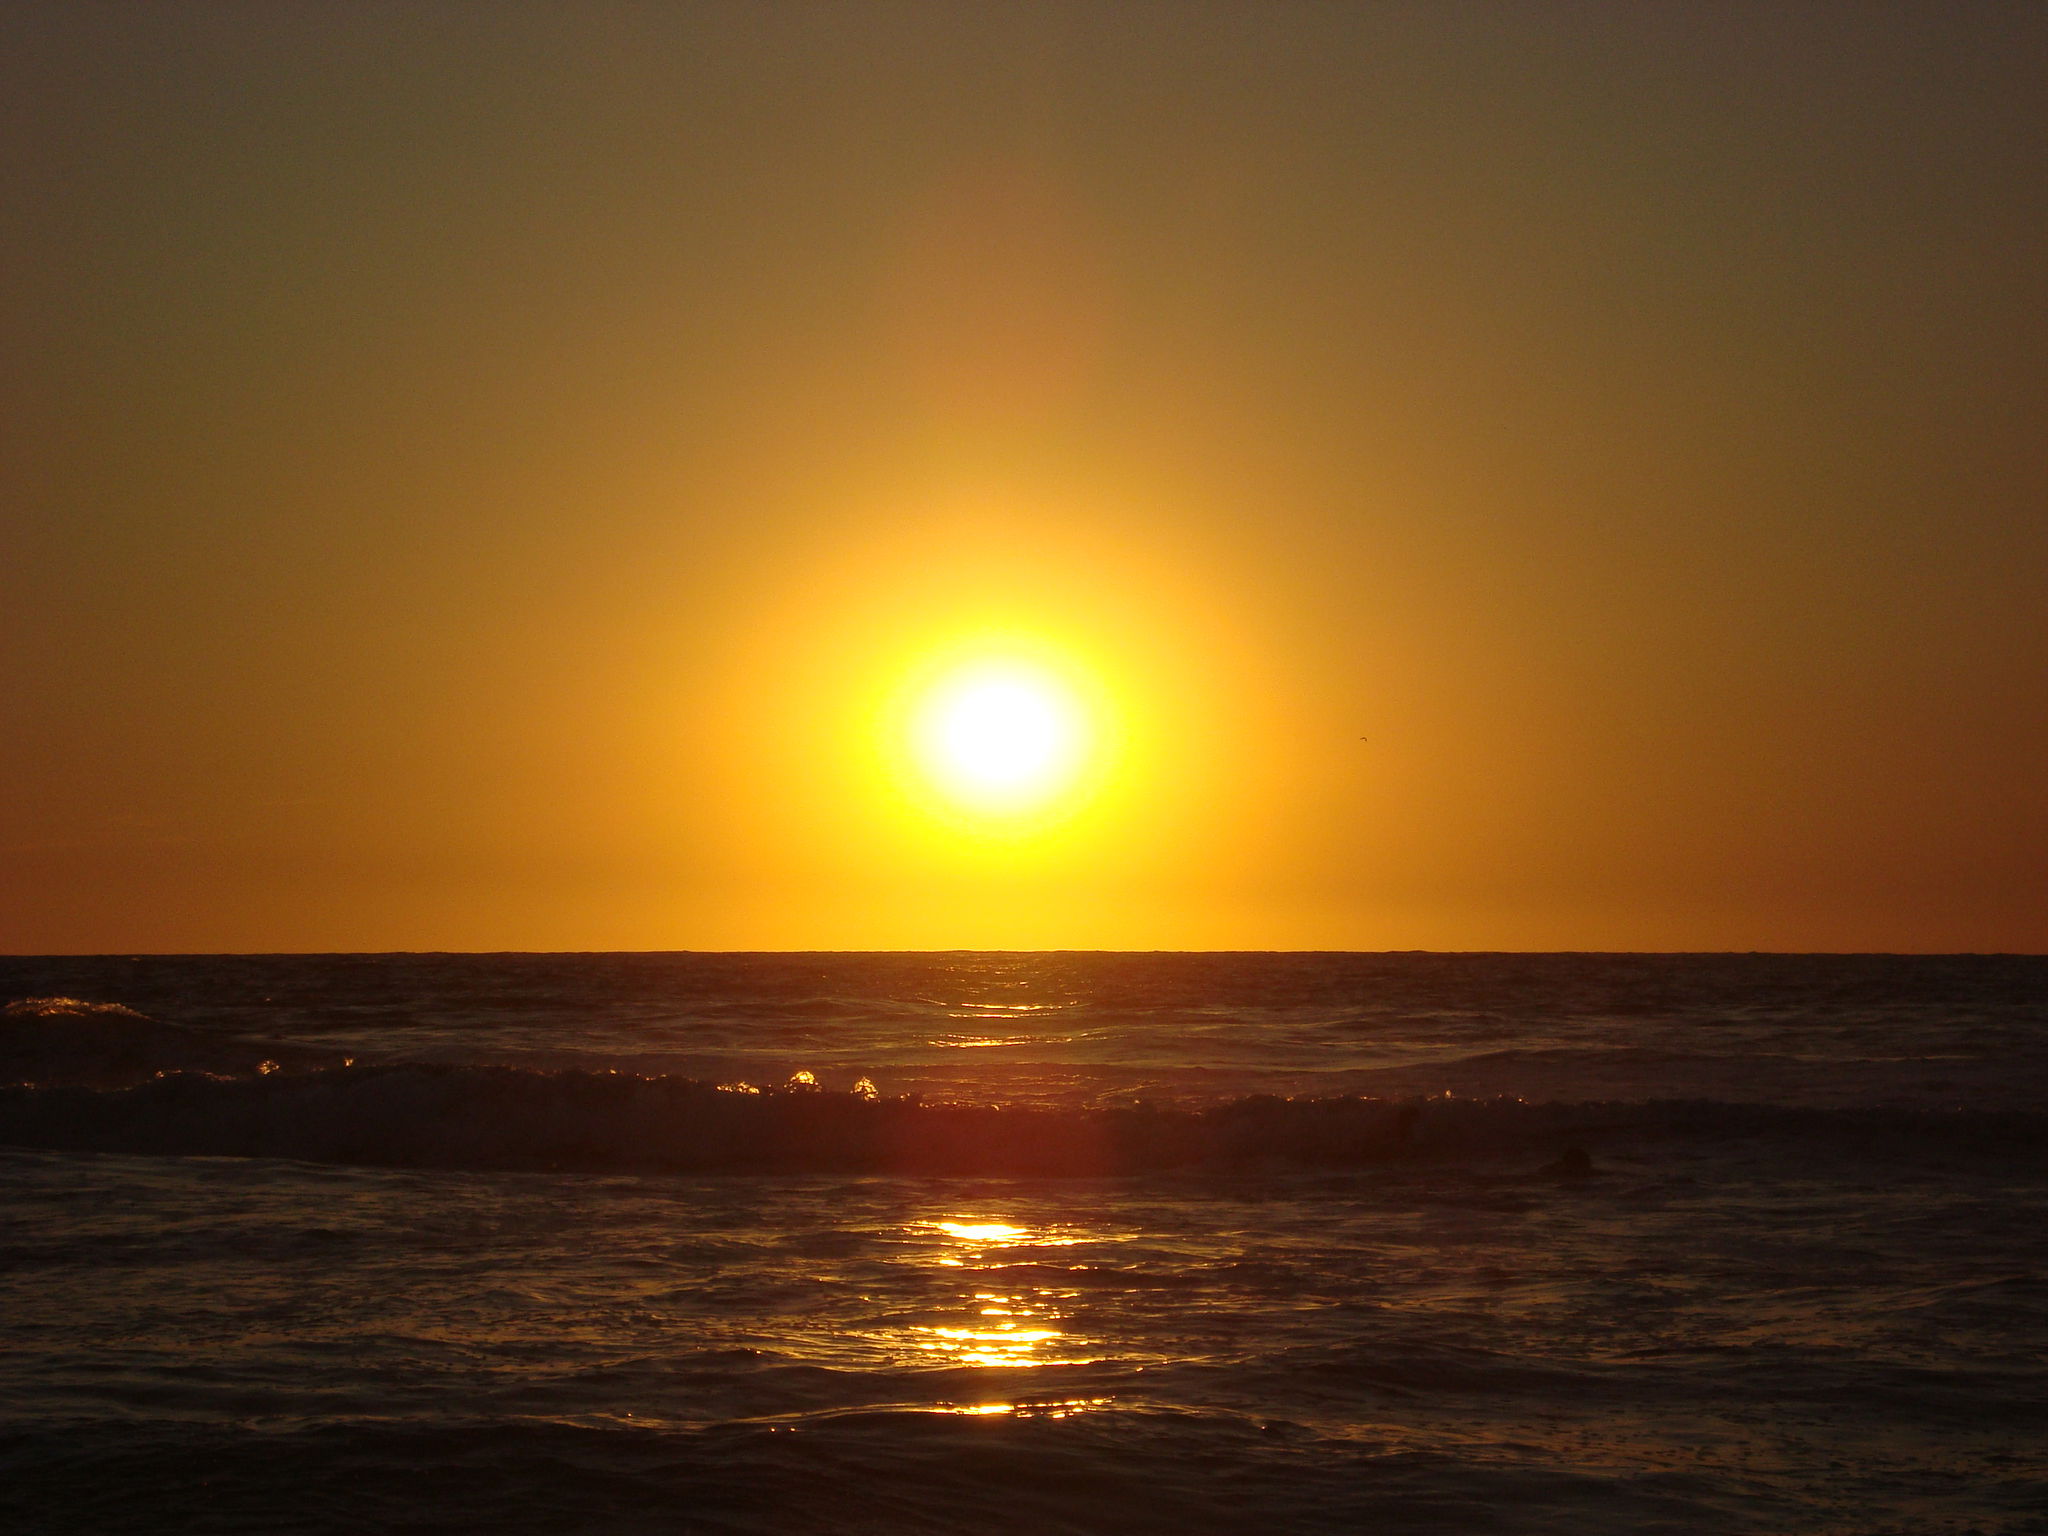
[2,952,2044,1534]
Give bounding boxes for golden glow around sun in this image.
[907,658,1095,816]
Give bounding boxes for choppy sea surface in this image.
[1,951,2043,1535]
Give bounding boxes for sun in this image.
[910,660,1091,814]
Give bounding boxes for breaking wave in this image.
[1,1063,2039,1176]
[0,996,348,1088]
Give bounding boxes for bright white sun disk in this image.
[913,665,1087,810]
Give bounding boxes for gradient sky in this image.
[5,1,2044,953]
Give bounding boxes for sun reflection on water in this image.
[943,1397,1114,1419]
[891,1216,1101,1368]
[924,1218,1086,1249]
[933,1221,1029,1243]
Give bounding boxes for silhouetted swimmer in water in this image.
[1540,1145,1595,1179]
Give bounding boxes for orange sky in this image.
[5,2,2044,953]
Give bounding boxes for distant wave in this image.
[1,1063,2039,1176]
[1,997,348,1088]
[1329,1043,2027,1109]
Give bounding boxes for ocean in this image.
[1,952,2043,1534]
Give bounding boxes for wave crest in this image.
[1,997,347,1088]
[3,996,149,1020]
[1,1064,2039,1175]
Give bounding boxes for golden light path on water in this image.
[913,1218,1094,1369]
[853,1217,1120,1420]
